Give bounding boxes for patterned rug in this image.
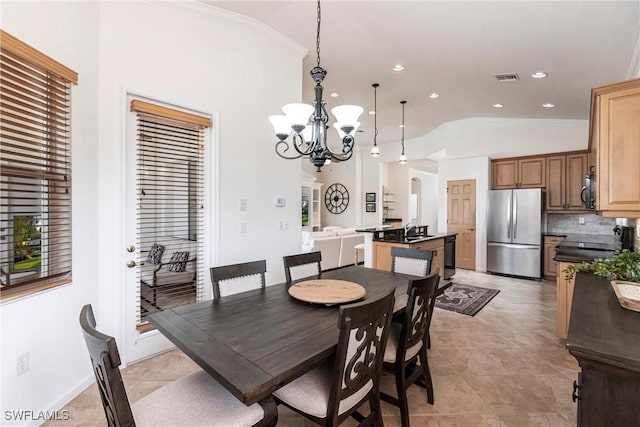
[435,283,500,316]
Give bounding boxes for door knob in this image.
[127,245,135,253]
[127,260,137,268]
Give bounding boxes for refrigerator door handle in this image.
[488,242,539,249]
[507,192,512,239]
[512,193,518,239]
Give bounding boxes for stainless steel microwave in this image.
[581,167,595,209]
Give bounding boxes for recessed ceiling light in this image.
[542,103,555,108]
[369,110,376,115]
[493,103,504,108]
[532,72,548,79]
[429,93,440,99]
[393,64,405,71]
[330,92,339,98]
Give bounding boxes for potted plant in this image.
[564,249,640,282]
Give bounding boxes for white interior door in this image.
[123,95,174,363]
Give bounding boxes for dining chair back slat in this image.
[210,260,266,299]
[283,251,321,282]
[391,247,433,277]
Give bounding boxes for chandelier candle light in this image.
[268,0,363,172]
[399,100,407,164]
[370,83,380,157]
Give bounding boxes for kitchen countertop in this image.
[553,233,619,263]
[373,232,457,245]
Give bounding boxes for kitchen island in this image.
[357,225,456,278]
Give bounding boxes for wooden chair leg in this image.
[369,392,384,427]
[396,365,410,427]
[419,349,434,404]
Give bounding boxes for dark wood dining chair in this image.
[273,289,395,426]
[79,304,277,427]
[283,251,321,282]
[380,269,440,427]
[210,259,267,300]
[391,247,434,277]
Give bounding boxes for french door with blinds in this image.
[125,97,210,360]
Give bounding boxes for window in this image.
[130,100,210,324]
[0,30,78,299]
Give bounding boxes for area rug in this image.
[435,283,500,316]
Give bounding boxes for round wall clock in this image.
[325,183,349,214]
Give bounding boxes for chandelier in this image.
[398,100,407,164]
[268,0,363,172]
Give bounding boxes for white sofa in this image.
[301,227,364,271]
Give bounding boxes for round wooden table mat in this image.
[288,279,366,304]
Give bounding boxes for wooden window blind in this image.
[0,30,77,299]
[131,100,208,325]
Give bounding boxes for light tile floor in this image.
[47,270,579,426]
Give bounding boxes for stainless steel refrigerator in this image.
[487,188,543,279]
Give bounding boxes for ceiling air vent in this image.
[495,73,520,82]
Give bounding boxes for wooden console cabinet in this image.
[590,78,640,217]
[567,274,640,426]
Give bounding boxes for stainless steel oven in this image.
[581,166,595,210]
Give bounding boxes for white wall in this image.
[1,1,306,423]
[438,157,491,272]
[410,169,438,232]
[0,1,100,423]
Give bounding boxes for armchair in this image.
[140,237,197,309]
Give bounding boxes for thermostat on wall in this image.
[275,197,285,207]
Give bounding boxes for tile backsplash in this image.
[547,213,616,236]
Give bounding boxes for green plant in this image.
[564,249,640,282]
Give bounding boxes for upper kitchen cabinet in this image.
[590,78,640,217]
[491,157,545,189]
[546,153,589,211]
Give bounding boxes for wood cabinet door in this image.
[373,242,393,271]
[556,261,576,339]
[598,85,640,212]
[518,158,546,188]
[566,153,588,210]
[492,160,518,189]
[546,156,566,210]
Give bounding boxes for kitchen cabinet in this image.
[373,237,445,275]
[556,261,576,339]
[590,78,640,217]
[567,274,640,427]
[491,157,545,189]
[546,153,589,211]
[544,236,565,278]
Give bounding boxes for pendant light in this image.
[398,100,407,164]
[370,83,380,157]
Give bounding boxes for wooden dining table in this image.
[148,266,450,406]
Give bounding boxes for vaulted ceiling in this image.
[208,1,639,146]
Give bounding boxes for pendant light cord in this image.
[401,100,406,154]
[373,84,378,143]
[316,0,321,67]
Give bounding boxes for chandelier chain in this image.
[316,0,321,67]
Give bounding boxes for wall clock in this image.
[325,183,349,214]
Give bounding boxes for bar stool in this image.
[354,243,365,266]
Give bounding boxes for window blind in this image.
[0,30,77,298]
[131,101,208,325]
